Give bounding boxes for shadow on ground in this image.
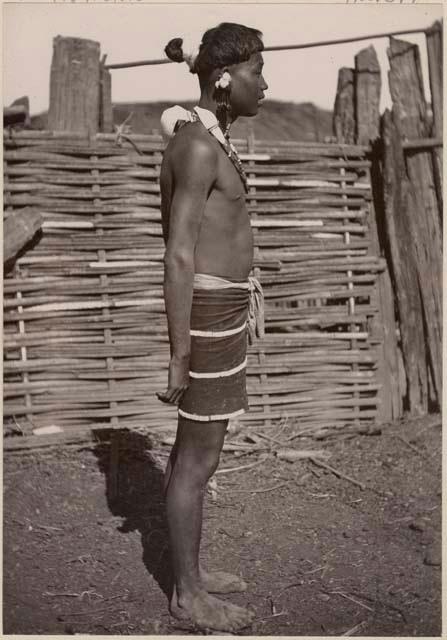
[93,430,172,601]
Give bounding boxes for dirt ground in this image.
[3,413,442,636]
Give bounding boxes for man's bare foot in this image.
[170,588,255,632]
[200,568,247,594]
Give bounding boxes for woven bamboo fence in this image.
[3,129,384,447]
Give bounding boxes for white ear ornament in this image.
[215,71,232,89]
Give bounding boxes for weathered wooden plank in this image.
[381,109,428,414]
[48,36,101,134]
[99,63,113,133]
[333,68,355,144]
[388,37,442,407]
[356,42,401,420]
[355,45,381,144]
[4,105,28,127]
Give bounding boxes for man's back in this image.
[160,120,253,280]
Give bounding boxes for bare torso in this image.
[160,121,253,280]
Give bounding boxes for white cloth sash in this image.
[193,273,264,343]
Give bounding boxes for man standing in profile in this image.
[158,22,268,632]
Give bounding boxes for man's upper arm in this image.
[165,137,217,262]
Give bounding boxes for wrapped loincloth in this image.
[178,273,264,422]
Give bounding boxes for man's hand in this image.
[156,354,190,405]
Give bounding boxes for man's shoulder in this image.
[168,121,218,163]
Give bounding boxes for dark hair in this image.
[164,37,185,64]
[165,22,263,76]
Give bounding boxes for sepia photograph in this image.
[3,1,443,635]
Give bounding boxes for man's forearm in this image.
[164,258,194,360]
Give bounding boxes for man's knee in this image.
[200,442,222,479]
[175,417,227,483]
[168,448,216,491]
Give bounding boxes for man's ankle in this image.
[174,579,203,604]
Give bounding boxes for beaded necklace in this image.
[192,109,249,194]
[223,131,249,194]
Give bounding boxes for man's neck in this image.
[197,93,237,130]
[197,94,217,115]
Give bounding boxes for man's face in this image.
[228,53,268,117]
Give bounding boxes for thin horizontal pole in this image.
[105,27,428,70]
[402,137,443,150]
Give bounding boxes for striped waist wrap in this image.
[178,273,264,423]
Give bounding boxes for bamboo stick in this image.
[4,127,367,152]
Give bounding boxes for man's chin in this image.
[243,106,261,117]
[254,100,266,114]
[235,102,264,118]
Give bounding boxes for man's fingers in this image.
[156,389,174,403]
[156,386,188,404]
[171,385,188,405]
[170,389,182,405]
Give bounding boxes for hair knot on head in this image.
[164,34,202,72]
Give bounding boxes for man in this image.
[157,22,268,632]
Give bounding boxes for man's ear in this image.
[210,67,224,82]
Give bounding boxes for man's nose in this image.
[261,76,268,91]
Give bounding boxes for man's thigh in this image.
[175,415,228,456]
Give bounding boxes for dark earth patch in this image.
[3,414,441,635]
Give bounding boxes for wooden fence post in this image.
[5,96,31,127]
[366,154,403,422]
[355,46,381,145]
[354,45,402,421]
[388,37,442,408]
[100,59,114,133]
[333,68,355,143]
[426,20,443,214]
[381,110,428,414]
[48,36,101,134]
